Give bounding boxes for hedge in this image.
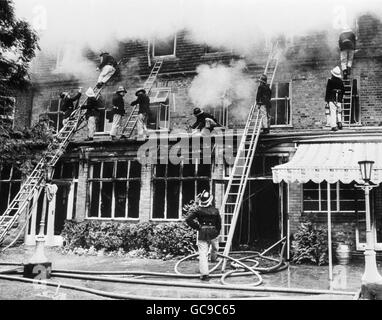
[61,220,197,257]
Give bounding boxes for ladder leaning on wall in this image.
[0,85,105,246]
[220,41,280,270]
[120,58,164,139]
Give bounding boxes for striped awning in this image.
[272,138,382,184]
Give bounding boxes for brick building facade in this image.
[3,13,382,259]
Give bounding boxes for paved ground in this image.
[0,245,372,300]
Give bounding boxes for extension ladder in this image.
[0,86,103,244]
[220,42,280,268]
[342,78,353,125]
[120,59,164,139]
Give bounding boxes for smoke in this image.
[188,61,255,119]
[12,0,382,85]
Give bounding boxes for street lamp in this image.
[357,160,382,289]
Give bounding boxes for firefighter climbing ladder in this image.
[120,58,164,139]
[342,78,353,125]
[0,87,103,245]
[220,42,280,270]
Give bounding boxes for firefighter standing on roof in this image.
[185,191,221,281]
[256,74,272,134]
[325,66,345,132]
[109,86,127,140]
[81,87,102,141]
[130,88,150,141]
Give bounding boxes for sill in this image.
[150,218,182,222]
[153,55,178,61]
[270,124,293,128]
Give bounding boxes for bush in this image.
[291,221,328,266]
[61,220,197,258]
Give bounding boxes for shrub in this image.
[291,221,328,266]
[61,220,197,257]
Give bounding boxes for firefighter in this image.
[256,74,272,134]
[130,88,150,141]
[325,66,345,131]
[185,190,221,281]
[109,86,127,140]
[59,87,82,125]
[96,52,117,88]
[191,107,221,135]
[339,26,356,80]
[81,87,101,141]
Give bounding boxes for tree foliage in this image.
[0,0,40,92]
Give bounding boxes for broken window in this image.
[148,88,171,130]
[153,34,176,57]
[88,160,141,219]
[302,181,365,212]
[0,165,21,215]
[0,96,15,125]
[270,82,291,126]
[152,163,211,220]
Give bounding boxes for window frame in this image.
[151,162,211,221]
[152,34,177,58]
[302,181,365,213]
[0,165,22,215]
[270,82,292,127]
[86,160,141,220]
[148,88,171,131]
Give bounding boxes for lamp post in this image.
[357,160,382,296]
[24,162,53,279]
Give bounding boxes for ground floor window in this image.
[302,181,365,212]
[87,160,141,219]
[0,165,21,215]
[152,163,211,220]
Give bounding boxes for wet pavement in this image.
[0,245,374,300]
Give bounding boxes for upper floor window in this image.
[153,34,177,57]
[270,82,291,126]
[0,96,15,126]
[46,91,62,132]
[148,88,171,130]
[303,181,365,212]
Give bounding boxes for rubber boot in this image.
[347,67,352,77]
[343,69,348,80]
[337,122,343,130]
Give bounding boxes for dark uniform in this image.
[186,198,221,279]
[60,91,81,121]
[131,90,150,139]
[191,112,221,132]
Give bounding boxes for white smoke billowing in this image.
[188,61,255,117]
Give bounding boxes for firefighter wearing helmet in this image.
[185,190,222,281]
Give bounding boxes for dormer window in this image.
[153,34,177,58]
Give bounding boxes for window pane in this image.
[50,99,60,112]
[12,167,22,180]
[129,161,141,178]
[100,182,112,218]
[264,157,280,176]
[102,162,114,178]
[167,180,180,219]
[198,164,211,177]
[278,83,289,98]
[115,181,127,218]
[128,181,140,218]
[89,182,100,217]
[168,164,180,177]
[0,183,10,214]
[62,162,75,179]
[183,164,195,177]
[197,180,210,194]
[304,201,319,211]
[117,161,128,178]
[1,165,11,180]
[153,180,165,218]
[155,164,166,177]
[182,181,196,211]
[53,162,62,179]
[154,35,175,56]
[92,163,101,178]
